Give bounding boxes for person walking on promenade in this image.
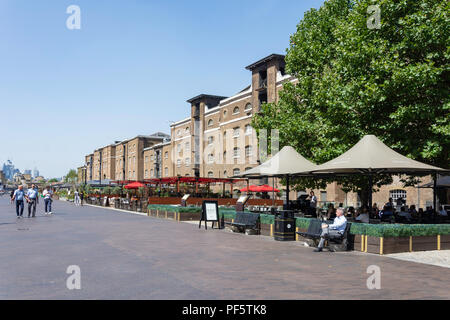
[79,190,84,206]
[11,185,25,218]
[74,189,80,206]
[26,184,39,218]
[43,186,53,215]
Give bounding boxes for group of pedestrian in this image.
[74,189,84,206]
[11,185,53,218]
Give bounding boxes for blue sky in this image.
[0,0,324,178]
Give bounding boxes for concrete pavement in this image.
[0,196,449,299]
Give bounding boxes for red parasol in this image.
[254,184,280,193]
[124,182,145,189]
[240,185,260,192]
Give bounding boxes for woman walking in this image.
[43,186,53,215]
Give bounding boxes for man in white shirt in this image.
[25,184,39,218]
[314,208,347,252]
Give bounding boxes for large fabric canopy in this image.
[311,135,447,174]
[235,146,318,178]
[310,135,448,211]
[234,146,318,209]
[420,176,450,188]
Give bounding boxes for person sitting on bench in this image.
[314,208,347,252]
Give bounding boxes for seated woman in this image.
[371,203,379,219]
[438,206,448,217]
[346,206,355,219]
[355,206,370,223]
[397,206,412,222]
[326,203,336,220]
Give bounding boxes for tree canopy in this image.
[252,0,449,194]
[64,169,78,185]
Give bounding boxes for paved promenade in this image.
[0,196,449,299]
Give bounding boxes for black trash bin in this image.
[274,210,296,241]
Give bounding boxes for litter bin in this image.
[274,210,296,241]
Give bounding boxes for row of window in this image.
[145,168,169,178]
[145,152,169,162]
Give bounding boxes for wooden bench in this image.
[296,219,322,240]
[225,212,260,234]
[324,222,352,252]
[296,220,352,251]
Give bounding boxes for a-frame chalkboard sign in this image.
[199,200,219,230]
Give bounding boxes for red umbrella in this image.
[240,185,260,192]
[254,184,280,193]
[124,182,145,189]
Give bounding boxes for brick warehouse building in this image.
[79,54,440,209]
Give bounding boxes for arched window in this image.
[224,170,227,177]
[185,127,190,134]
[208,171,214,178]
[233,168,240,176]
[245,103,252,111]
[233,106,240,114]
[207,119,213,127]
[390,189,407,202]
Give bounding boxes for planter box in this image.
[178,211,201,221]
[260,223,272,237]
[412,236,437,252]
[441,235,450,250]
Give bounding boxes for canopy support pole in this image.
[368,174,373,213]
[272,177,275,207]
[286,175,290,210]
[433,172,437,220]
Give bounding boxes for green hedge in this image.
[260,214,274,225]
[145,207,450,237]
[352,223,450,237]
[293,217,450,237]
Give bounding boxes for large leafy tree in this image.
[252,0,449,198]
[64,169,78,185]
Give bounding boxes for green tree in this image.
[64,169,78,185]
[252,0,449,197]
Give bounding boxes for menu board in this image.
[205,202,218,221]
[199,200,219,230]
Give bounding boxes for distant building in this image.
[24,169,32,175]
[0,170,5,185]
[2,160,20,180]
[33,168,39,178]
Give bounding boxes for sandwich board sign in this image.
[199,200,219,230]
